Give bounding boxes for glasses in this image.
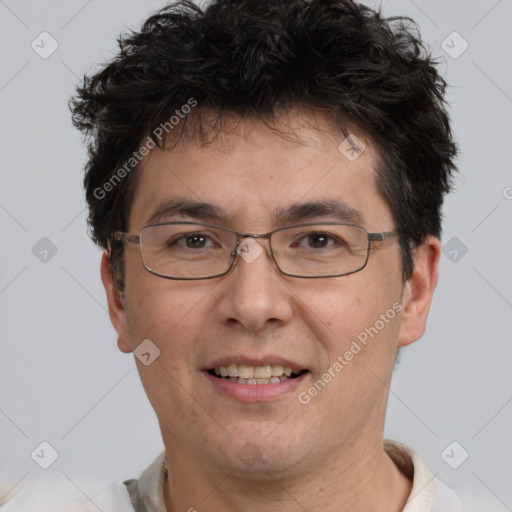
[113,222,398,280]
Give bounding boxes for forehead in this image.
[128,111,392,232]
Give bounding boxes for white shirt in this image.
[0,441,462,511]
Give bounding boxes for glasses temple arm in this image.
[368,231,400,242]
[113,231,141,245]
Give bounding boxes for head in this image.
[71,0,456,478]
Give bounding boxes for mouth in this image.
[207,364,307,385]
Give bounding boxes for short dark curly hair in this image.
[70,0,457,289]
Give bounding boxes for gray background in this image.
[0,0,511,510]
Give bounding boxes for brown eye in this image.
[185,233,208,248]
[307,233,330,248]
[292,232,341,249]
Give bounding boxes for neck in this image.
[163,437,412,512]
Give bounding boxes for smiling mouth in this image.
[207,364,307,385]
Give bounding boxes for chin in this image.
[210,422,312,478]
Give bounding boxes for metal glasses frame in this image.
[113,221,398,280]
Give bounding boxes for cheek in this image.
[305,301,402,423]
[123,272,211,357]
[305,271,403,374]
[123,281,212,414]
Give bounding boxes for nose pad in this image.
[235,237,268,265]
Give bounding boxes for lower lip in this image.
[203,371,309,402]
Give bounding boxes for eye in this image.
[294,232,340,249]
[174,232,217,249]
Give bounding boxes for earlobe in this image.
[397,236,441,347]
[100,251,133,353]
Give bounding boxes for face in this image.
[102,110,439,479]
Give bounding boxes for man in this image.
[2,0,462,510]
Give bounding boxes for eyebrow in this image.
[272,199,365,226]
[146,197,365,227]
[147,198,229,225]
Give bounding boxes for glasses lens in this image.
[272,224,369,277]
[138,223,370,279]
[139,224,237,278]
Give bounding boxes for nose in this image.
[215,237,294,332]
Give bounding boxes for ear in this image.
[397,236,441,347]
[100,251,133,353]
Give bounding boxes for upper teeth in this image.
[214,364,294,379]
